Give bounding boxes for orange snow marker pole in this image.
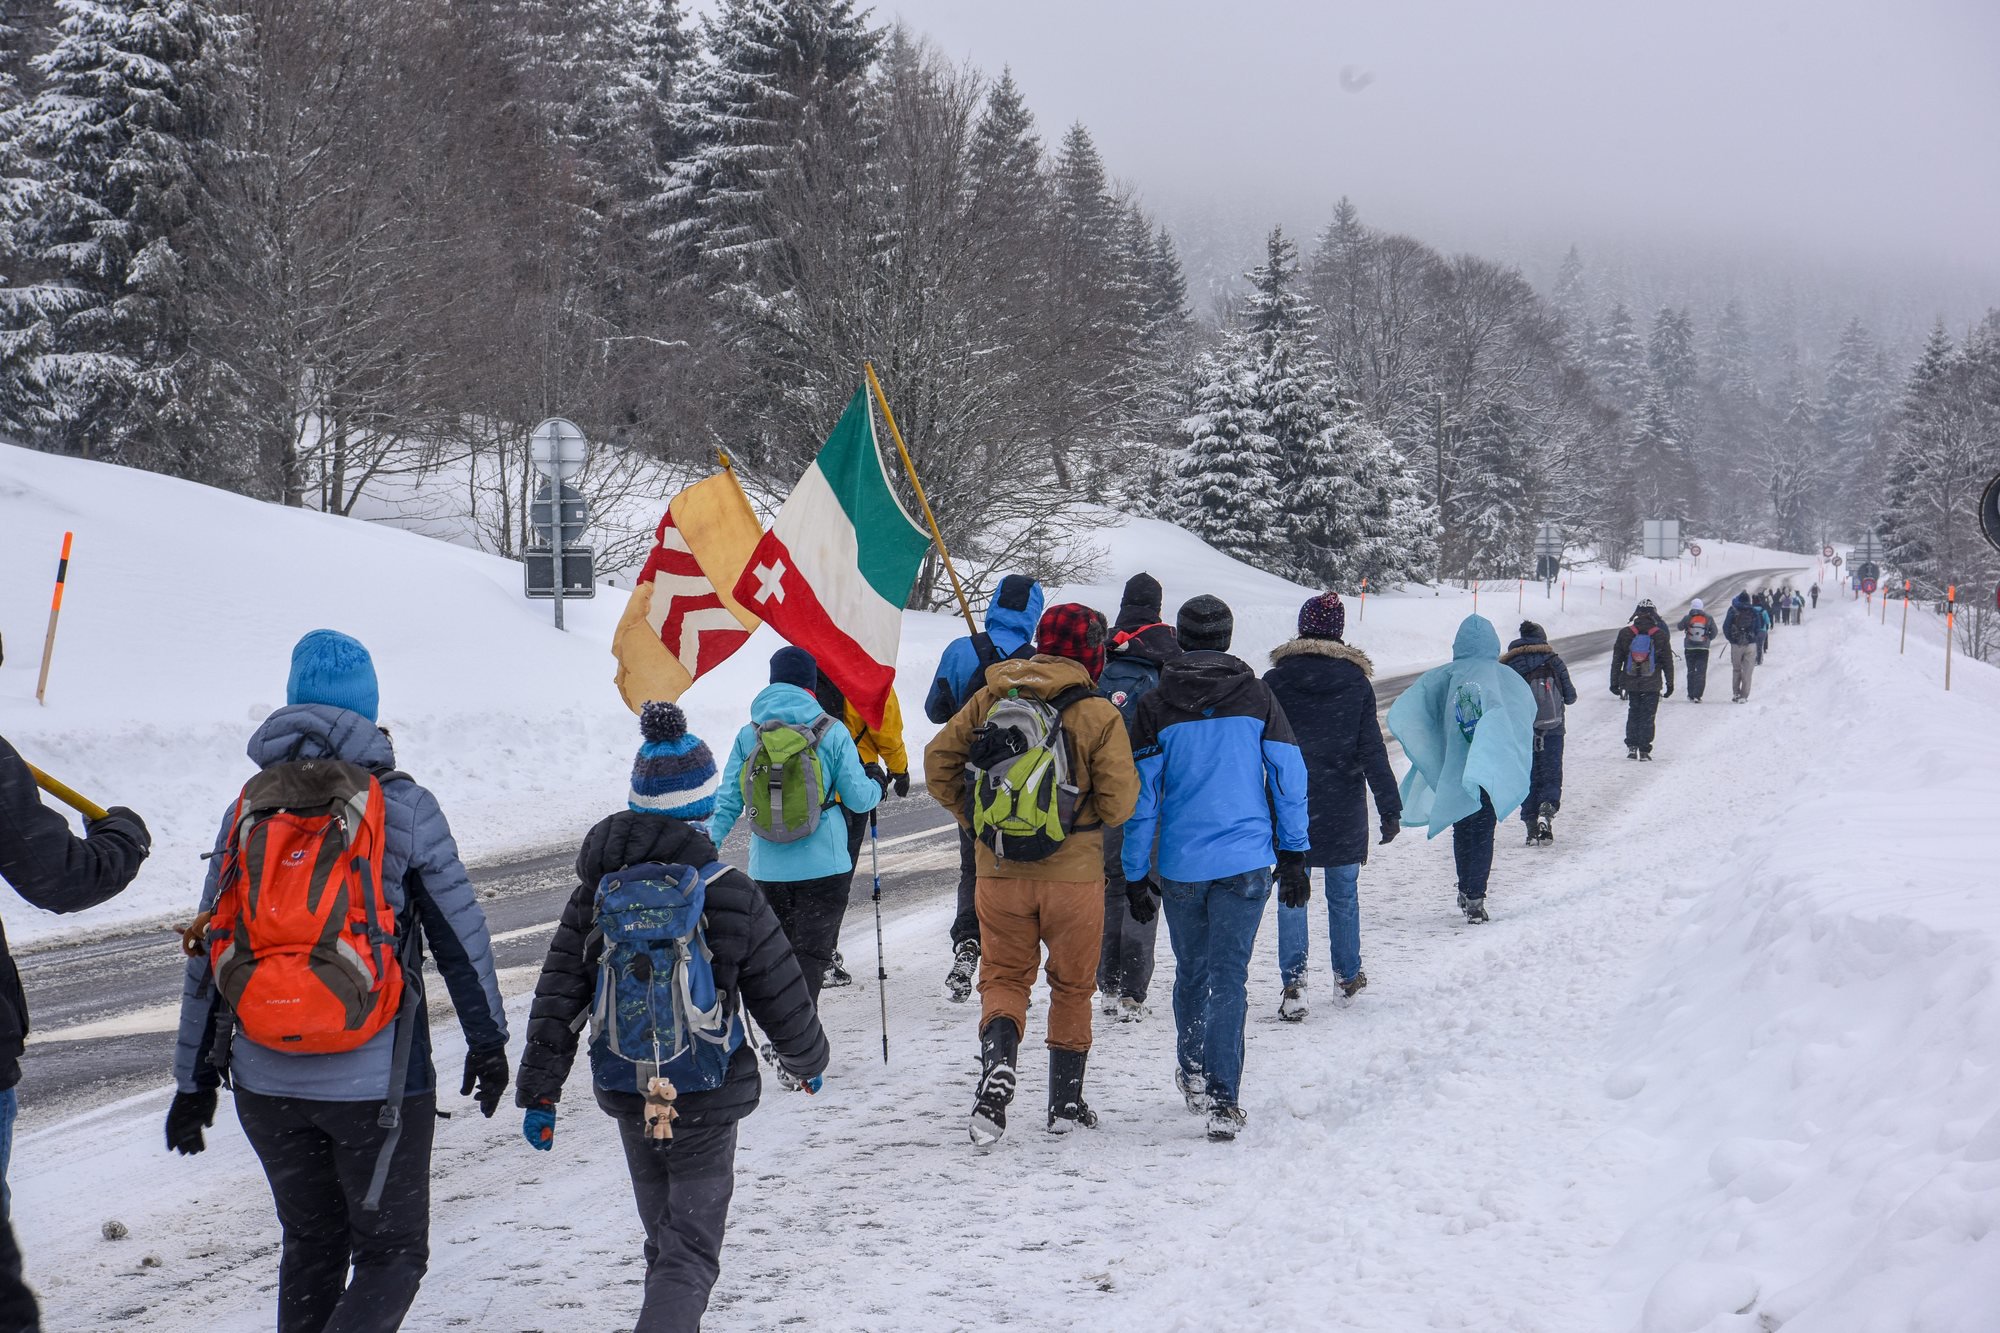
[1599,578,1604,605]
[1944,586,1956,690]
[1517,578,1523,613]
[1358,577,1367,622]
[35,531,73,705]
[1899,581,1910,654]
[1472,581,1479,615]
[1561,579,1568,612]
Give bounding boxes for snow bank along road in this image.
[12,567,1800,1131]
[18,581,1923,1332]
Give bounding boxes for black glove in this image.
[890,770,910,798]
[462,1045,510,1118]
[89,805,152,857]
[1277,860,1311,909]
[1125,877,1160,925]
[166,1089,217,1156]
[1379,818,1401,846]
[1664,682,1675,698]
[1611,686,1625,698]
[863,762,890,798]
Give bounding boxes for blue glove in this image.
[523,1106,555,1151]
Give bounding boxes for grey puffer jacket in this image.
[173,705,506,1101]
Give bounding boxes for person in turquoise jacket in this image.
[710,647,882,1000]
[1384,615,1535,924]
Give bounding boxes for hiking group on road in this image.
[0,572,1803,1332]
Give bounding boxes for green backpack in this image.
[966,686,1092,862]
[742,716,836,844]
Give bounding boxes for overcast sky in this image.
[881,0,1999,286]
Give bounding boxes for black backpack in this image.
[960,632,1033,711]
[1097,655,1162,729]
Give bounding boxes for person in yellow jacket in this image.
[813,673,910,987]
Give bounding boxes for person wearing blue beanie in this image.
[627,703,721,819]
[768,646,818,692]
[287,629,380,722]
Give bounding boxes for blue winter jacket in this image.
[1123,650,1310,884]
[710,683,882,882]
[1385,616,1537,835]
[923,575,1044,723]
[173,705,507,1100]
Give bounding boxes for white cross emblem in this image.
[751,560,788,605]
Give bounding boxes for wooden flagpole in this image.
[26,762,108,823]
[863,362,979,636]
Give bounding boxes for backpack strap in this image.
[361,921,425,1213]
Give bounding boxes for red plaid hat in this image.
[1036,603,1108,681]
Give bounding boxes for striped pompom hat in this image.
[628,702,720,819]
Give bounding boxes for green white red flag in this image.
[732,387,931,727]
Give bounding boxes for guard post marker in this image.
[1945,585,1956,691]
[1471,580,1479,615]
[1517,578,1523,614]
[1881,583,1889,625]
[1358,576,1367,622]
[1899,580,1910,654]
[35,531,73,705]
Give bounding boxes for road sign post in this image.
[1641,519,1681,561]
[528,418,588,631]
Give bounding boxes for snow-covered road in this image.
[18,596,1999,1331]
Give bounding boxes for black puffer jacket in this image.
[514,811,828,1128]
[1263,639,1401,868]
[0,733,149,1090]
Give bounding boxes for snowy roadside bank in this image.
[1603,593,2000,1331]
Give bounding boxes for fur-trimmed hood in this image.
[1499,641,1560,666]
[1270,636,1374,678]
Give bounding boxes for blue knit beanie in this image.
[287,630,380,722]
[769,646,818,692]
[629,702,720,819]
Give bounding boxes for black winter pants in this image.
[1097,822,1158,1003]
[235,1088,437,1333]
[0,1215,37,1333]
[1523,731,1565,825]
[839,809,868,893]
[760,874,848,1002]
[949,827,980,949]
[616,1114,738,1333]
[1452,791,1497,902]
[1685,649,1710,701]
[1624,691,1661,753]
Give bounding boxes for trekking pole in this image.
[25,762,109,822]
[869,810,889,1064]
[35,531,73,705]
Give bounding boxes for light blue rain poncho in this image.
[1385,615,1537,836]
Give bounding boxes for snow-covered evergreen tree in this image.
[1628,383,1698,526]
[1175,346,1287,565]
[1590,301,1647,413]
[1451,400,1535,577]
[0,0,233,461]
[1647,306,1698,413]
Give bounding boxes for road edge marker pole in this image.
[35,531,73,705]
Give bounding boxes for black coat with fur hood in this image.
[1263,638,1402,868]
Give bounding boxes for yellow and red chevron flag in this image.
[613,470,764,712]
[730,387,932,729]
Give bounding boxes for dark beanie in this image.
[1519,620,1546,641]
[1115,572,1164,631]
[1177,594,1234,653]
[770,646,818,691]
[1297,591,1345,641]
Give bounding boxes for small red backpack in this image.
[205,759,403,1054]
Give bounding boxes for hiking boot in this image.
[1338,971,1368,1000]
[1278,983,1308,1023]
[1639,750,1654,762]
[945,939,980,1003]
[1626,745,1640,760]
[1464,897,1490,924]
[1537,804,1554,843]
[1456,889,1470,911]
[1117,996,1149,1023]
[1206,1105,1247,1142]
[1099,990,1121,1018]
[1523,827,1542,846]
[1175,1066,1211,1116]
[1046,1049,1098,1134]
[968,1017,1019,1146]
[825,951,853,988]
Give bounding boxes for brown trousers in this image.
[975,876,1107,1053]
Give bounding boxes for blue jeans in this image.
[1277,864,1362,986]
[1524,731,1564,823]
[1161,869,1271,1110]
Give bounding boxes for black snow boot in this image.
[1464,897,1490,924]
[1536,804,1554,844]
[968,1017,1019,1146]
[1046,1049,1099,1134]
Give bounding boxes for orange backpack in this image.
[206,759,404,1054]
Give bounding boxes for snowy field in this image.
[0,443,1808,945]
[14,574,2000,1331]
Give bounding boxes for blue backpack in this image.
[1624,628,1656,678]
[1097,654,1163,729]
[584,861,744,1096]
